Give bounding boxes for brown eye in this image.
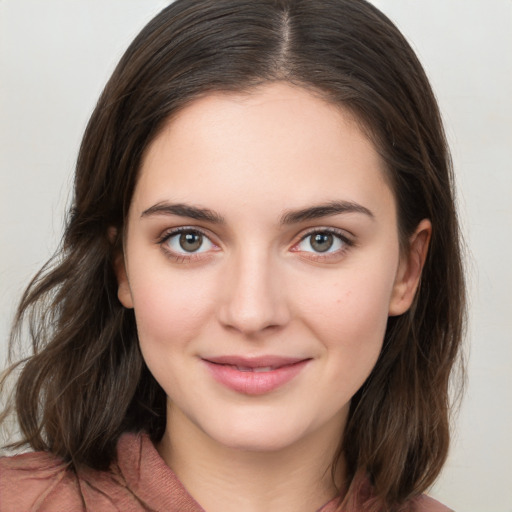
[163,229,215,255]
[179,232,203,252]
[310,233,334,252]
[294,230,350,256]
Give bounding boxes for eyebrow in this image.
[140,199,374,225]
[280,200,374,224]
[141,202,225,223]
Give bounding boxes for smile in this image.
[201,356,311,395]
[233,365,275,372]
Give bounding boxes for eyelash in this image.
[157,226,354,263]
[157,227,218,263]
[292,228,354,262]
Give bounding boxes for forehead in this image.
[133,82,394,221]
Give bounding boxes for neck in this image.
[157,404,347,512]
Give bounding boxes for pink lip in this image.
[202,355,311,395]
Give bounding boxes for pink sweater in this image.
[0,432,452,511]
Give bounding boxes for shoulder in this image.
[0,450,84,511]
[0,446,142,511]
[411,493,455,512]
[0,433,202,512]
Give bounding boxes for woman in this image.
[0,1,465,511]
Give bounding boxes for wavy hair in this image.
[1,1,465,510]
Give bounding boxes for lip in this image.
[201,355,311,395]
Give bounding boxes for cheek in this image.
[130,269,215,354]
[293,264,395,380]
[299,268,392,336]
[129,269,219,403]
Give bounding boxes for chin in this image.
[195,404,330,454]
[209,424,308,453]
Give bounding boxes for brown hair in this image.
[1,1,465,510]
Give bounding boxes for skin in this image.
[116,82,431,512]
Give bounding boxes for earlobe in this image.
[109,228,134,309]
[388,219,432,316]
[116,255,134,309]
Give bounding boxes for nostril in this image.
[216,259,290,334]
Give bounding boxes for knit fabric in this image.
[0,432,451,512]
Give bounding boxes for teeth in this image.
[235,365,253,372]
[234,365,275,372]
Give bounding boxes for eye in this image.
[162,229,216,255]
[294,229,352,255]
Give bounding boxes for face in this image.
[117,82,428,454]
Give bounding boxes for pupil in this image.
[179,232,202,252]
[311,233,333,252]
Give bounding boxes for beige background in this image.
[1,1,511,510]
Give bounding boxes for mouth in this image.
[201,356,311,395]
[225,365,282,373]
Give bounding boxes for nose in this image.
[217,248,290,336]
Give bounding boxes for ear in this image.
[109,227,134,309]
[388,219,432,316]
